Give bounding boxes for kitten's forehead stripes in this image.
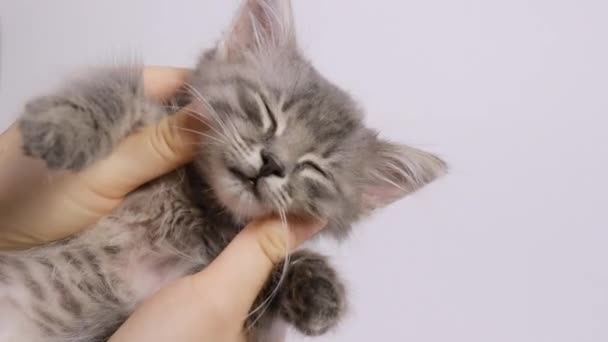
[203,72,359,151]
[321,140,342,158]
[236,86,263,127]
[260,93,287,136]
[255,91,276,134]
[234,84,282,137]
[271,99,287,136]
[197,76,260,93]
[281,83,321,113]
[309,118,359,155]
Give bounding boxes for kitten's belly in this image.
[76,213,209,310]
[116,245,208,307]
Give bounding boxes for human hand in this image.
[0,66,201,249]
[109,217,325,342]
[0,65,328,341]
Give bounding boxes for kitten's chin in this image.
[212,175,271,221]
[231,200,269,221]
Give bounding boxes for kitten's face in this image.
[194,53,366,224]
[190,0,446,231]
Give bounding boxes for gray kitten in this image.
[1,0,447,341]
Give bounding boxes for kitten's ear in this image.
[361,137,448,213]
[217,0,296,59]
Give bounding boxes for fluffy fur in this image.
[0,1,447,341]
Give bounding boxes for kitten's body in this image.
[0,170,295,341]
[2,173,202,341]
[1,1,447,341]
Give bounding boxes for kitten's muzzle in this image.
[229,150,285,182]
[228,150,286,200]
[259,150,285,178]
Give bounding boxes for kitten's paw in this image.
[19,96,104,171]
[279,250,346,336]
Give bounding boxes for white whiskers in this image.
[245,206,291,331]
[169,125,225,145]
[181,83,233,141]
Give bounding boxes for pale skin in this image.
[0,66,325,342]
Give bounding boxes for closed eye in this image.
[297,160,329,178]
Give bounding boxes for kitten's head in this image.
[191,0,446,235]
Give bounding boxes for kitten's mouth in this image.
[228,167,260,197]
[222,167,274,220]
[222,165,291,220]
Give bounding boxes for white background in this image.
[1,0,607,341]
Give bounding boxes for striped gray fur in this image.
[33,305,71,333]
[13,259,46,302]
[50,272,83,317]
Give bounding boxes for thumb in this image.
[108,219,324,342]
[192,217,327,319]
[78,106,205,200]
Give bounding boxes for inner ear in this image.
[361,136,448,213]
[217,0,296,59]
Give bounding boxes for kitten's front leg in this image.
[249,250,346,338]
[19,66,165,171]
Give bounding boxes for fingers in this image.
[192,217,326,320]
[78,105,206,200]
[110,218,324,342]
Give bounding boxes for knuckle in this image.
[149,119,183,164]
[256,224,288,264]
